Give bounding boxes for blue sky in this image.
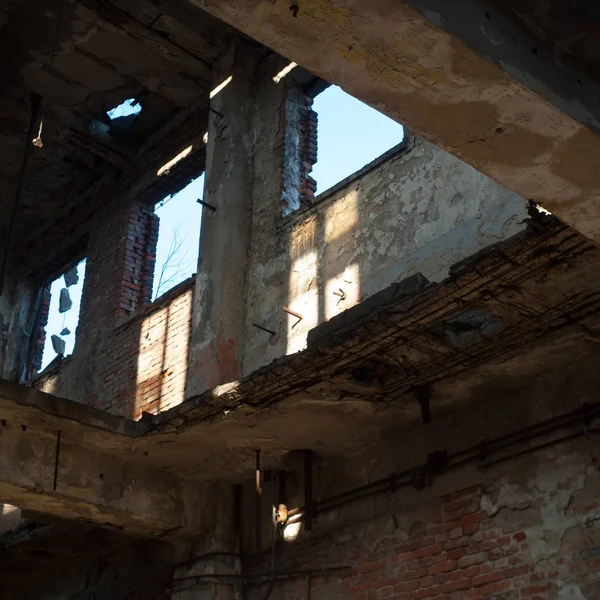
[40,86,403,370]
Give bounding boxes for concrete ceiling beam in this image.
[192,0,600,242]
[0,382,204,539]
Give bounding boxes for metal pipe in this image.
[172,565,351,583]
[304,450,313,531]
[0,93,42,295]
[286,405,599,522]
[53,430,61,491]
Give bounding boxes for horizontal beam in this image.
[0,424,187,538]
[192,0,600,242]
[0,381,207,539]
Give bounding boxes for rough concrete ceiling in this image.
[495,0,600,79]
[0,0,233,262]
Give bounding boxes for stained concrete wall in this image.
[240,353,600,599]
[243,135,528,375]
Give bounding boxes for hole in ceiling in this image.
[107,98,142,121]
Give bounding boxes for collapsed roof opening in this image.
[107,98,142,121]
[153,176,204,300]
[311,86,404,194]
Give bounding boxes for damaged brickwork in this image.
[31,284,50,374]
[34,277,194,418]
[243,447,600,600]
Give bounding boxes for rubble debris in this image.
[63,266,79,287]
[58,288,72,313]
[51,335,66,356]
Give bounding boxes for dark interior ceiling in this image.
[0,0,236,264]
[495,0,600,80]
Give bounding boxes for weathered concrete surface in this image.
[244,135,528,374]
[0,381,206,539]
[187,45,289,396]
[194,0,600,242]
[186,41,256,397]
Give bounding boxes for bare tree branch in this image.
[154,222,196,299]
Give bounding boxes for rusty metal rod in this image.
[286,405,600,521]
[253,323,276,336]
[0,94,42,295]
[283,306,303,321]
[196,198,216,212]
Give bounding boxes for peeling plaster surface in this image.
[243,136,528,374]
[194,0,600,242]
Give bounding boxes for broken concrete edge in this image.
[1,219,573,444]
[278,135,414,230]
[151,218,569,433]
[0,379,142,439]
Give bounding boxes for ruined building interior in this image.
[2,1,600,599]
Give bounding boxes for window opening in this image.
[311,86,404,194]
[107,98,142,121]
[38,258,87,371]
[153,175,204,300]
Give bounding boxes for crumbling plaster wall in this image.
[243,135,529,375]
[239,358,600,600]
[245,452,600,600]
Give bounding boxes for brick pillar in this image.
[122,204,159,312]
[298,95,318,205]
[31,284,51,373]
[281,88,319,215]
[78,198,159,348]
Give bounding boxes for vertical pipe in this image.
[53,430,61,491]
[278,470,287,506]
[233,484,243,552]
[255,450,261,552]
[0,93,42,295]
[304,450,313,532]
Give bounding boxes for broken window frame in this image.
[30,256,87,376]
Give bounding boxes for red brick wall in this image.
[32,284,51,373]
[34,277,194,419]
[77,199,159,350]
[298,95,318,205]
[122,204,159,313]
[244,455,600,600]
[33,192,193,419]
[96,278,194,418]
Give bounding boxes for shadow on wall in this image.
[243,135,529,375]
[34,278,194,420]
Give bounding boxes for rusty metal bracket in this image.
[196,198,216,212]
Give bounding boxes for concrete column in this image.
[171,485,241,600]
[187,42,286,396]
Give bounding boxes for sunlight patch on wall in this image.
[210,75,233,99]
[287,248,319,355]
[325,263,360,321]
[157,145,193,177]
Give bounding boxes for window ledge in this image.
[279,135,415,230]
